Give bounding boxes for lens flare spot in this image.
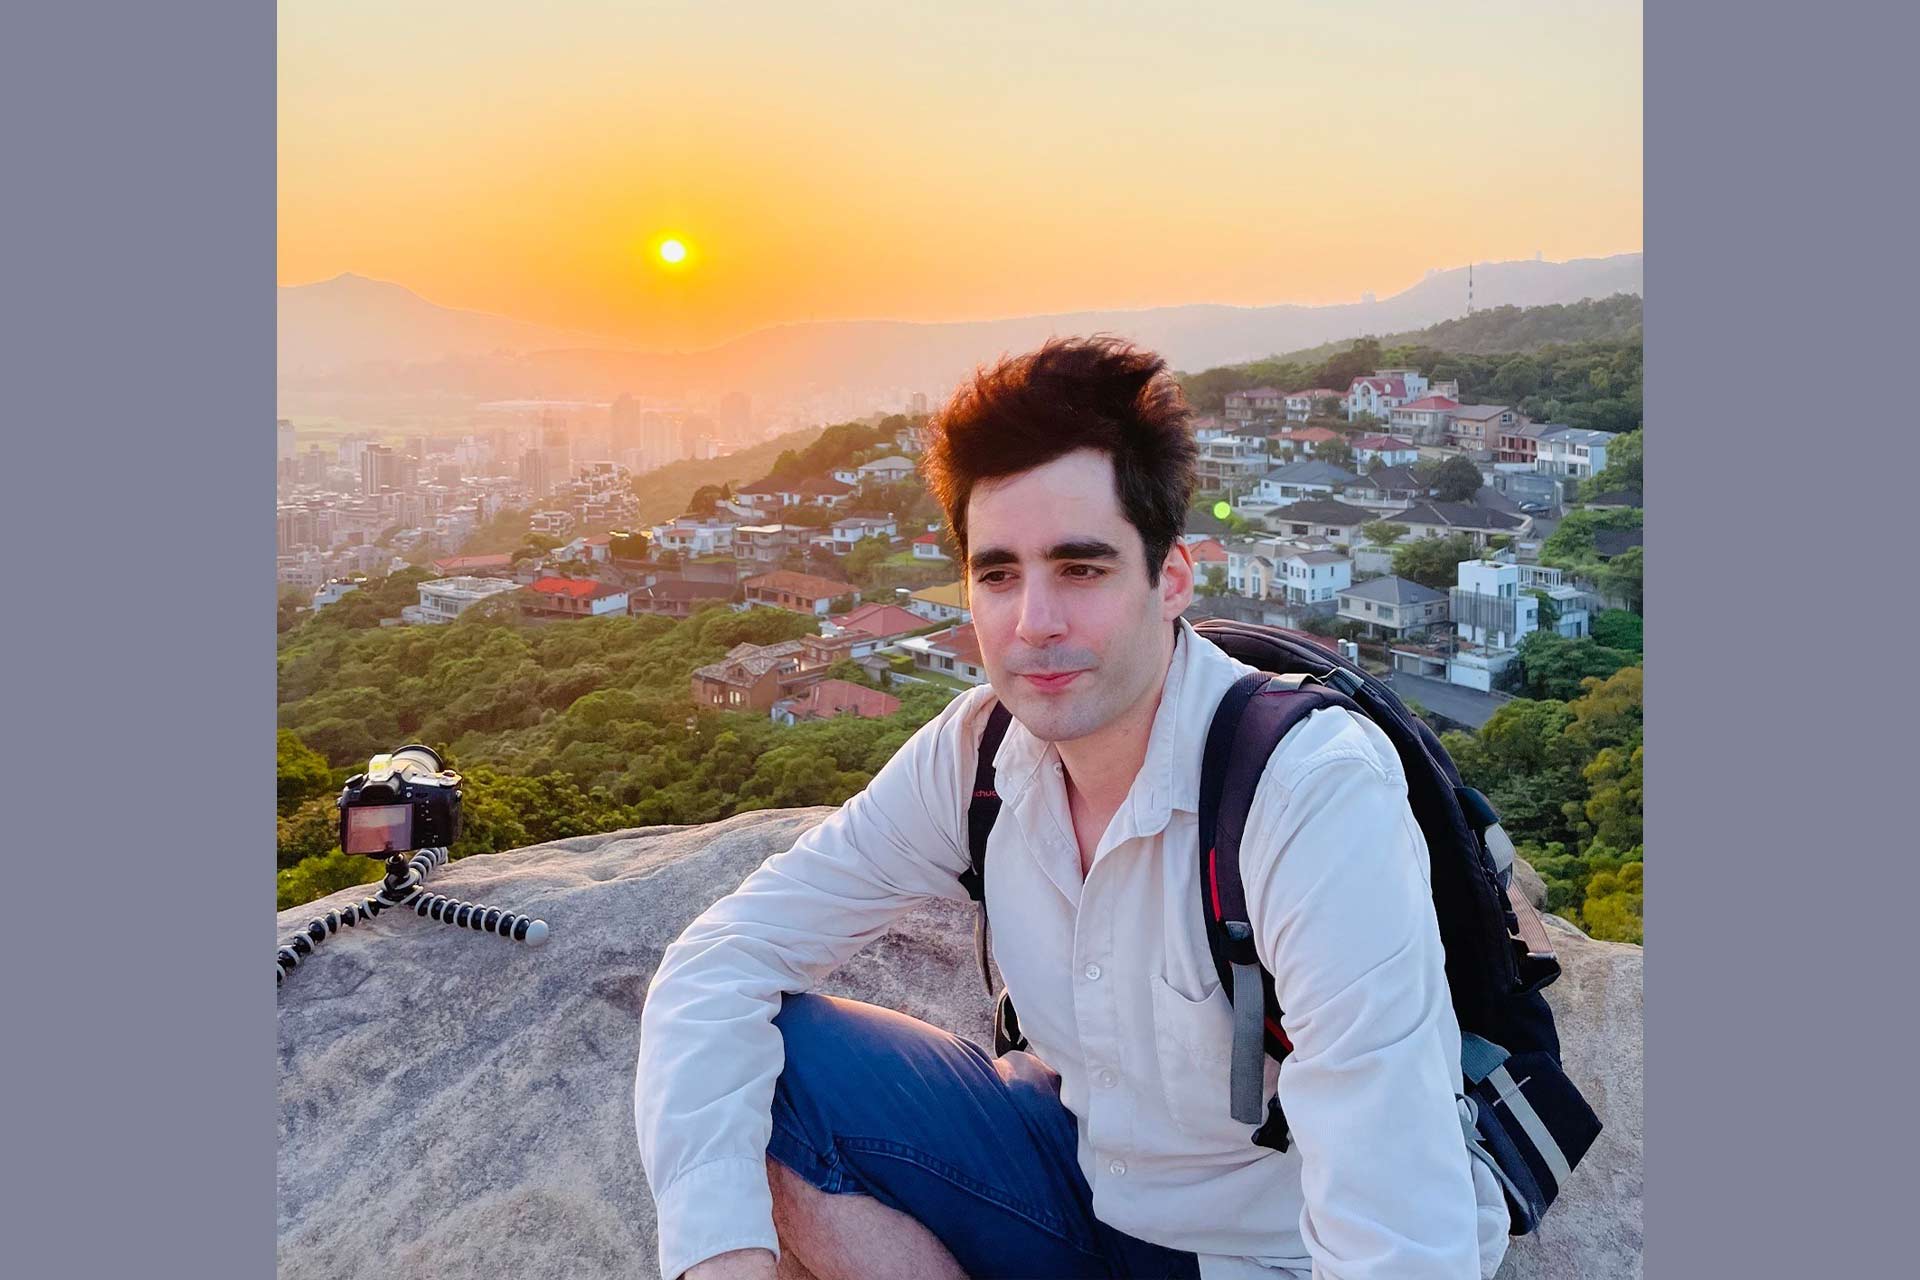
[659,239,687,264]
[1213,500,1232,519]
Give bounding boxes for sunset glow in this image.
[278,2,1642,350]
[658,239,688,266]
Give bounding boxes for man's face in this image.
[964,449,1194,744]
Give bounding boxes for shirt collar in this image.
[990,618,1249,835]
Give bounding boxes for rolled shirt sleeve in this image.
[635,688,986,1280]
[1239,709,1481,1280]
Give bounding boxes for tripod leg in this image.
[275,892,391,984]
[409,890,551,946]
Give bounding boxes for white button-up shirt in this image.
[636,621,1508,1279]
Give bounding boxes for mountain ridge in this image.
[278,253,1642,413]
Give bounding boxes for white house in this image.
[911,530,950,561]
[1536,426,1617,480]
[856,455,918,485]
[310,577,365,610]
[401,575,520,624]
[1275,549,1353,606]
[1261,499,1375,545]
[1337,575,1449,637]
[1254,460,1358,505]
[650,516,740,557]
[1420,558,1593,691]
[897,623,988,685]
[907,582,971,624]
[1351,434,1421,469]
[1344,369,1430,422]
[1283,389,1340,422]
[829,515,898,552]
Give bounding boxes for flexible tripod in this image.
[276,847,550,986]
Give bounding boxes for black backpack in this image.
[958,617,1602,1235]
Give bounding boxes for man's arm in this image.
[1240,708,1480,1280]
[635,688,986,1280]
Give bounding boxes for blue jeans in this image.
[768,992,1203,1280]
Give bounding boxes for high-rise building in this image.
[521,448,551,497]
[610,393,642,450]
[362,444,403,496]
[277,419,297,462]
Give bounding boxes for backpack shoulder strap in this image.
[960,699,1013,901]
[962,700,1013,997]
[1198,670,1365,1149]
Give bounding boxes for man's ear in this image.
[1159,540,1195,621]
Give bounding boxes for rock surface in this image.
[278,809,1642,1278]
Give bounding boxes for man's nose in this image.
[1014,578,1068,646]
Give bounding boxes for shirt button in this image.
[1098,1068,1118,1088]
[1108,1159,1127,1176]
[1084,963,1102,981]
[1052,762,1063,775]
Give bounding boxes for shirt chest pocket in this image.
[1148,974,1254,1137]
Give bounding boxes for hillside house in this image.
[1261,498,1375,544]
[1387,501,1528,548]
[907,581,970,624]
[1447,405,1527,452]
[1351,434,1421,468]
[1336,575,1449,637]
[1224,387,1288,422]
[1255,459,1358,505]
[897,622,988,685]
[521,576,629,619]
[771,679,902,726]
[743,569,857,616]
[1388,396,1461,444]
[1283,389,1340,421]
[1537,427,1617,480]
[1344,369,1430,422]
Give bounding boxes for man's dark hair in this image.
[920,336,1198,584]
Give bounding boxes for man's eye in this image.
[1064,564,1106,579]
[978,570,1011,586]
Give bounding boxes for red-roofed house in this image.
[771,679,902,726]
[827,602,925,647]
[522,576,630,618]
[912,530,951,561]
[898,622,988,685]
[744,570,858,616]
[1188,537,1228,566]
[1274,426,1344,457]
[1387,396,1460,443]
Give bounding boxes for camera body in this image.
[336,745,464,856]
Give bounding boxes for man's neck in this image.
[1056,631,1177,823]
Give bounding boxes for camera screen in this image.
[344,804,413,854]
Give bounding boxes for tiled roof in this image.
[528,576,622,599]
[1187,537,1228,563]
[744,569,854,599]
[921,623,984,666]
[1386,502,1525,532]
[640,578,735,602]
[693,639,809,686]
[797,475,855,496]
[777,679,902,722]
[1450,404,1518,422]
[1394,396,1460,413]
[830,602,925,639]
[1351,434,1417,450]
[1263,460,1358,487]
[432,553,513,573]
[1340,575,1448,606]
[1265,499,1376,525]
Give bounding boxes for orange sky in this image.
[279,2,1642,351]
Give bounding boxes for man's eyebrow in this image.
[967,539,1122,572]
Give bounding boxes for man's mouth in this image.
[1021,671,1083,692]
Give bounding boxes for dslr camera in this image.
[336,745,464,856]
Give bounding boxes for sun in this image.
[658,238,688,265]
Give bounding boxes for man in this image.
[635,338,1508,1280]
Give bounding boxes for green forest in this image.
[1177,293,1643,435]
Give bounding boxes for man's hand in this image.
[683,1247,778,1280]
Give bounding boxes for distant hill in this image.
[1254,293,1644,369]
[278,254,1642,411]
[277,273,608,376]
